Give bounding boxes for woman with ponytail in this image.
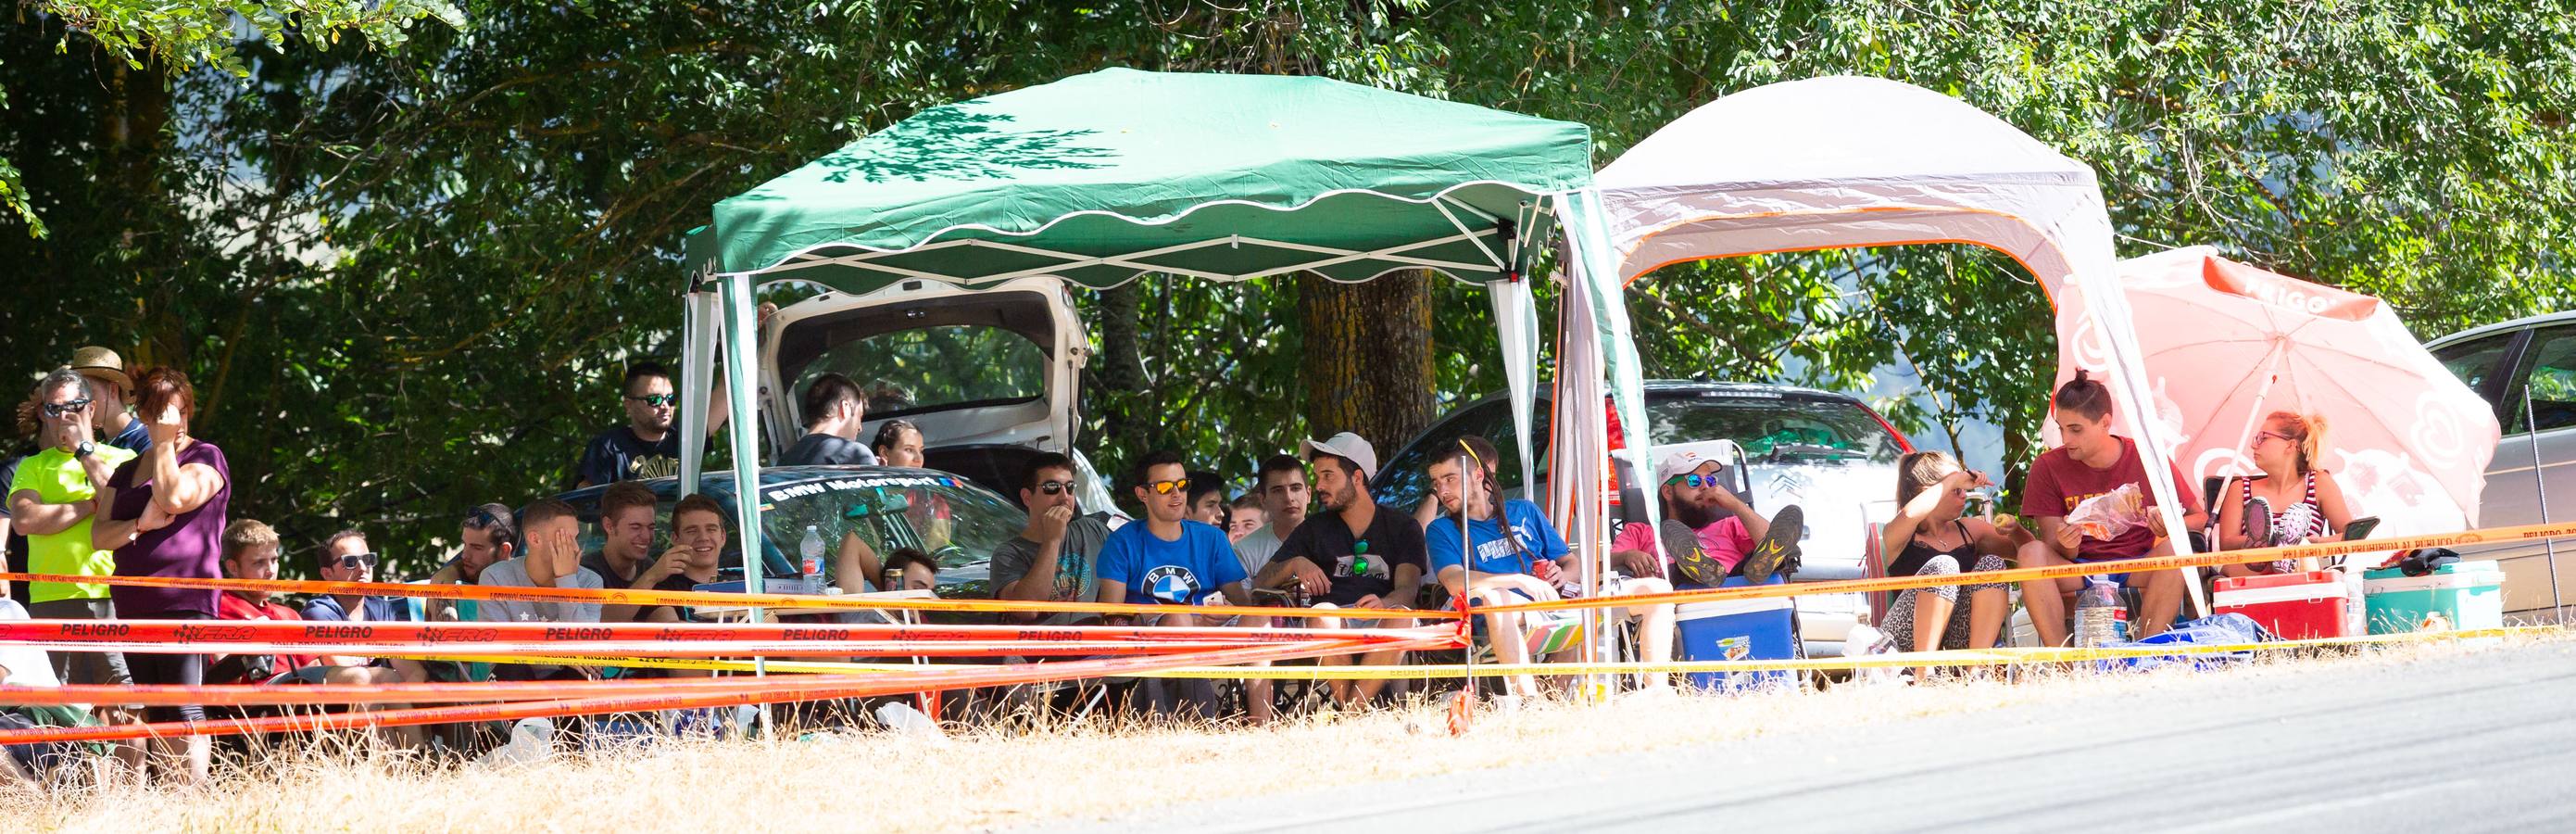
[2216,411,2355,576]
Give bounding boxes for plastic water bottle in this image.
[798,525,825,584]
[2074,579,2130,648]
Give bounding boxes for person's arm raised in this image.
[140,408,223,516]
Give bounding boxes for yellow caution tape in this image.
[438,626,2562,680]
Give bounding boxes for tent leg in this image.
[718,272,771,730]
[680,291,720,496]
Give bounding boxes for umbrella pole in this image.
[2526,385,2564,618]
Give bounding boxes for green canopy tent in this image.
[674,69,1592,621]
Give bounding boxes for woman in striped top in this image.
[2218,411,2356,576]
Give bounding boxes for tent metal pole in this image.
[678,290,719,498]
[718,271,772,732]
[2527,385,2564,617]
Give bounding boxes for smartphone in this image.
[2341,516,2381,542]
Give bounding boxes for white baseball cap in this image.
[1655,441,1742,482]
[1301,432,1379,484]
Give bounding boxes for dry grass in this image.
[6,632,2563,833]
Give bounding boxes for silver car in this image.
[2426,311,2576,619]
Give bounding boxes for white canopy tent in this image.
[1555,75,2212,619]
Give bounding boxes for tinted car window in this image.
[797,324,1048,417]
[2508,325,2576,435]
[2433,334,2515,412]
[1646,394,1903,464]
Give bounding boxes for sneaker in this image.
[1739,505,1804,585]
[2243,496,2274,548]
[1662,518,1724,587]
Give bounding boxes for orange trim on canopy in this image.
[1609,205,2073,310]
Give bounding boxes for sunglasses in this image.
[1032,480,1075,496]
[1665,474,1727,488]
[335,552,381,570]
[1144,478,1191,496]
[626,393,679,407]
[40,398,92,419]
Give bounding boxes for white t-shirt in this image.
[0,599,62,687]
[476,559,605,624]
[1233,523,1294,580]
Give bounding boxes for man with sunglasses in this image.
[8,369,139,686]
[991,452,1112,626]
[1252,433,1425,706]
[1096,450,1250,718]
[1609,447,1805,588]
[423,503,516,623]
[572,361,738,489]
[302,529,412,624]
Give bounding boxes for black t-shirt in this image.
[575,426,681,487]
[1269,503,1427,607]
[780,433,880,467]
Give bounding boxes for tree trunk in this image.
[1088,283,1154,474]
[1296,270,1437,456]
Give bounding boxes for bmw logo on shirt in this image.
[1144,565,1203,604]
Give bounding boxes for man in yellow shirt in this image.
[7,369,141,685]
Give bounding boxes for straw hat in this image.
[67,346,132,395]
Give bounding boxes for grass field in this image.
[5,632,2558,833]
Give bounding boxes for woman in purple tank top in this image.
[88,366,228,783]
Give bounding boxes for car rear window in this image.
[1645,393,1903,464]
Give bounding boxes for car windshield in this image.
[795,324,1048,417]
[752,472,1025,598]
[1645,395,1902,464]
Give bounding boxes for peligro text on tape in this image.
[0,571,1447,621]
[0,619,1440,648]
[1481,520,2576,614]
[429,626,2560,680]
[7,638,1350,659]
[0,635,1455,744]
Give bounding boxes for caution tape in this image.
[0,619,1439,648]
[0,572,1450,621]
[12,638,1327,659]
[1480,520,2576,614]
[0,635,1454,744]
[423,625,2565,679]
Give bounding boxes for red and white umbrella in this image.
[2055,246,2500,541]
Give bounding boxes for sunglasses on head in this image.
[335,551,381,570]
[1665,474,1726,488]
[626,393,678,407]
[1144,477,1191,495]
[1032,480,1075,496]
[40,398,91,419]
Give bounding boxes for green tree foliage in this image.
[2,1,2569,574]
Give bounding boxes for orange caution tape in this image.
[0,572,1460,621]
[0,635,1455,744]
[1481,520,2576,614]
[14,639,1314,659]
[0,619,1438,647]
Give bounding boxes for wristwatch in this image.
[73,441,95,459]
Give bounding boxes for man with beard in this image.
[1609,447,1806,588]
[1428,436,1682,700]
[424,503,519,623]
[1252,434,1424,706]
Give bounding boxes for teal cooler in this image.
[1676,575,1797,692]
[2362,560,2506,634]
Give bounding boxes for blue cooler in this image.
[2363,560,2506,634]
[1676,575,1798,692]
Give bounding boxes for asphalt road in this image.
[1038,641,2576,833]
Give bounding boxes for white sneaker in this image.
[1488,694,1525,714]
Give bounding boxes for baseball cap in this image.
[1655,441,1743,482]
[67,347,132,395]
[1301,432,1378,484]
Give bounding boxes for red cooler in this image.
[2212,570,2353,640]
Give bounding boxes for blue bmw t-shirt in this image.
[1426,499,1570,577]
[1096,520,1249,605]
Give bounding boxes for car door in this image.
[2479,323,2576,615]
